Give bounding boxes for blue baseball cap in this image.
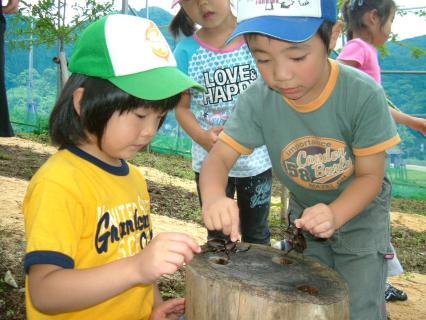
[227,0,337,43]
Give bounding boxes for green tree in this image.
[9,0,114,89]
[8,67,57,130]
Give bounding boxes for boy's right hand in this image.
[202,196,241,242]
[134,232,201,285]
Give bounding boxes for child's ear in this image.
[330,21,344,51]
[366,9,380,27]
[73,88,84,115]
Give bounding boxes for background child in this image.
[199,0,400,319]
[338,0,426,134]
[169,0,273,244]
[23,14,203,320]
[338,0,426,302]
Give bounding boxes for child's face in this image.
[181,0,233,29]
[248,34,331,105]
[94,107,165,165]
[373,8,395,47]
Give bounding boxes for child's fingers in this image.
[310,221,333,238]
[203,213,214,231]
[159,232,201,254]
[315,230,333,239]
[230,210,241,242]
[294,218,303,229]
[212,211,226,231]
[220,209,234,236]
[163,297,185,310]
[151,298,185,319]
[157,253,189,276]
[296,209,320,232]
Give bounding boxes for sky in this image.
[24,0,426,40]
[125,0,426,40]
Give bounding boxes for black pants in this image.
[0,16,14,137]
[195,168,272,245]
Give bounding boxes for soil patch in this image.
[0,137,425,319]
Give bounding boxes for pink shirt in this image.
[338,38,381,84]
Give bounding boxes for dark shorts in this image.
[195,169,272,245]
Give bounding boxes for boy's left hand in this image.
[294,203,337,239]
[149,297,185,320]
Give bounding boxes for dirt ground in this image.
[0,137,425,319]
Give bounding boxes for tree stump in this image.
[185,244,349,320]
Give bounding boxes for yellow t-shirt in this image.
[23,146,154,319]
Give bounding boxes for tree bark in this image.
[185,244,349,320]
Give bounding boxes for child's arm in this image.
[295,152,386,238]
[200,140,242,241]
[337,58,359,69]
[175,94,224,151]
[390,107,426,135]
[28,232,201,314]
[2,0,19,14]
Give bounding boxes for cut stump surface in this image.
[185,244,349,320]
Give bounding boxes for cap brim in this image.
[227,16,324,44]
[109,66,204,100]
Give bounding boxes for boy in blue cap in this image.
[199,0,400,318]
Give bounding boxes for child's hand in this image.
[149,298,185,320]
[135,232,201,285]
[409,117,426,136]
[201,126,224,151]
[202,196,241,242]
[294,203,337,239]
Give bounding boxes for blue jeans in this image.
[195,169,272,245]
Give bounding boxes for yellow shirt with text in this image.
[23,146,154,320]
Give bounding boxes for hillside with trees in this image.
[4,7,426,160]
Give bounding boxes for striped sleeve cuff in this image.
[24,251,74,273]
[353,135,401,157]
[219,132,253,155]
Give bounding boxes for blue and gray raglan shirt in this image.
[174,34,271,177]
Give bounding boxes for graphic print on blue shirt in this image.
[202,64,258,105]
[186,44,258,128]
[175,36,271,177]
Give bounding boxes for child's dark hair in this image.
[342,0,396,40]
[169,8,196,39]
[245,21,335,54]
[49,74,181,147]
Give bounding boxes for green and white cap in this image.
[68,14,204,100]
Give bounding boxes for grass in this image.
[16,132,50,145]
[391,227,426,274]
[388,167,426,199]
[0,140,425,319]
[132,149,194,180]
[0,150,12,160]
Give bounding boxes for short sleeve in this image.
[351,86,400,156]
[24,180,84,269]
[173,45,189,74]
[222,82,266,152]
[173,37,197,74]
[338,40,366,68]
